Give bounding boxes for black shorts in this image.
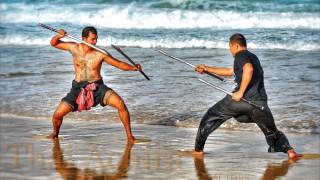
[61,79,112,111]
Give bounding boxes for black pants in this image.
[195,95,293,153]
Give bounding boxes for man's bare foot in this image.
[46,133,58,139]
[287,149,303,159]
[192,150,204,159]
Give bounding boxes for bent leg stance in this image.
[195,96,247,151]
[48,80,111,138]
[194,96,293,153]
[102,90,135,141]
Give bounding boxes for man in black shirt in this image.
[192,33,301,159]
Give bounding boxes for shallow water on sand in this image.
[0,118,319,180]
[0,46,319,133]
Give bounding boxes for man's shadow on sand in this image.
[52,139,132,179]
[194,157,299,180]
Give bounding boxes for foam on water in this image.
[0,0,319,51]
[1,3,319,29]
[1,34,319,51]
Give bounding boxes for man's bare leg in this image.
[103,91,135,143]
[47,101,73,139]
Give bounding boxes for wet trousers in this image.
[194,95,293,153]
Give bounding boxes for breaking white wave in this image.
[1,3,319,29]
[1,35,319,51]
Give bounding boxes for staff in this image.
[198,78,264,110]
[38,23,149,80]
[156,49,225,82]
[112,44,150,80]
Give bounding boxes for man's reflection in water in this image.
[261,158,298,180]
[194,158,212,180]
[193,157,298,180]
[52,139,133,179]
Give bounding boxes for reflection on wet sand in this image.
[194,158,212,180]
[261,159,297,180]
[52,139,133,179]
[193,157,298,180]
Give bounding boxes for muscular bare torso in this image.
[70,44,105,82]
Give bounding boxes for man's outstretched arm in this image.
[50,29,75,51]
[103,55,141,71]
[195,64,233,76]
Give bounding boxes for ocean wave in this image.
[147,0,320,13]
[1,35,319,51]
[0,35,52,46]
[0,3,319,29]
[2,0,319,12]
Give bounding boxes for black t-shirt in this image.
[233,50,267,101]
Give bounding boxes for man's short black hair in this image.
[229,33,247,47]
[82,26,98,38]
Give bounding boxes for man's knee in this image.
[115,99,127,112]
[204,106,220,119]
[53,110,65,120]
[199,111,229,136]
[119,100,127,111]
[53,102,71,120]
[203,105,229,123]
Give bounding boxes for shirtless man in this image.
[47,26,141,143]
[192,33,301,159]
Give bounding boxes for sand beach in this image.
[1,117,319,179]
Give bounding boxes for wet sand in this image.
[0,117,319,180]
